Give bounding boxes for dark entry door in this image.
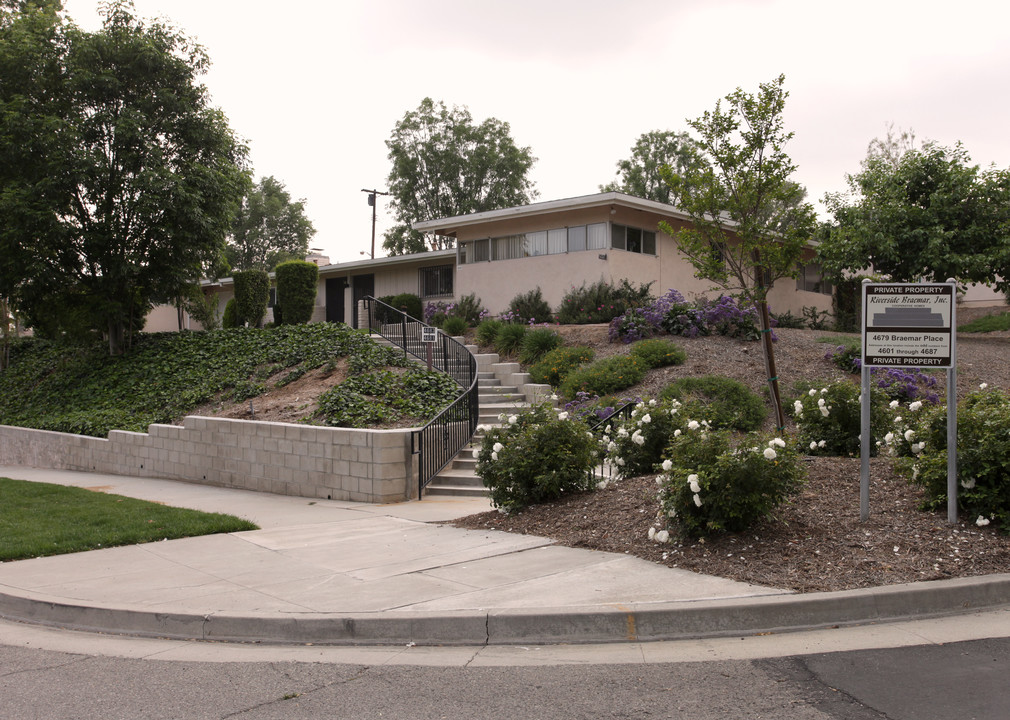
[351,274,374,329]
[325,277,347,324]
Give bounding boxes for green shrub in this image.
[959,312,1010,333]
[661,376,766,431]
[898,387,1010,531]
[790,380,889,456]
[274,260,318,325]
[442,316,468,336]
[519,328,562,365]
[233,269,270,328]
[508,287,553,323]
[494,323,527,356]
[184,285,221,330]
[475,319,504,347]
[476,402,599,512]
[822,339,862,374]
[529,346,595,387]
[656,430,806,538]
[772,310,805,329]
[628,338,686,369]
[222,298,240,329]
[601,398,685,478]
[559,354,646,400]
[390,293,424,321]
[556,279,653,324]
[453,292,487,326]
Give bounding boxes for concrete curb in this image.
[3,573,1010,646]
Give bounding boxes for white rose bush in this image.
[476,402,599,513]
[790,381,889,457]
[897,385,1010,532]
[654,428,805,538]
[602,398,686,478]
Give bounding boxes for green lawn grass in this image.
[959,312,1010,333]
[0,477,258,562]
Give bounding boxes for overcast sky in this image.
[62,0,1010,264]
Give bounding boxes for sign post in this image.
[421,326,438,370]
[860,280,957,522]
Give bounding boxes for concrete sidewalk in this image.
[1,465,1009,647]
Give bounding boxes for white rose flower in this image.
[889,400,899,409]
[616,458,625,466]
[693,493,703,507]
[649,399,657,407]
[617,427,629,438]
[820,388,828,394]
[472,448,481,459]
[808,389,817,397]
[493,442,504,453]
[904,429,915,442]
[673,429,682,437]
[607,441,617,452]
[909,401,923,411]
[662,459,673,472]
[656,530,670,543]
[980,383,988,390]
[977,516,991,527]
[817,398,826,407]
[641,413,652,424]
[818,440,826,448]
[597,479,609,490]
[632,432,646,446]
[794,400,804,414]
[648,526,656,540]
[490,451,498,461]
[558,411,569,421]
[819,406,830,417]
[508,415,518,424]
[688,474,701,493]
[894,416,903,424]
[810,441,818,451]
[605,424,612,434]
[687,420,700,431]
[770,437,786,448]
[763,447,777,460]
[961,477,976,489]
[884,432,894,444]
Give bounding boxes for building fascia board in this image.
[200,249,457,289]
[411,192,695,236]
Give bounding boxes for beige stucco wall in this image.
[454,207,833,317]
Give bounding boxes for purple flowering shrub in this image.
[873,368,941,405]
[608,290,773,344]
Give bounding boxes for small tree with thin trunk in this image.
[659,74,817,429]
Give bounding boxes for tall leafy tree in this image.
[600,130,703,204]
[0,1,248,354]
[225,175,315,271]
[818,142,1010,293]
[659,74,817,429]
[383,98,537,255]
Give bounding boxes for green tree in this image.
[383,98,537,255]
[0,1,248,354]
[818,142,1010,293]
[659,74,817,429]
[600,130,703,204]
[225,175,315,271]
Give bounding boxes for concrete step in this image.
[423,483,489,498]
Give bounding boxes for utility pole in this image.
[360,188,389,259]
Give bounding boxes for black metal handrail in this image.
[363,296,478,496]
[587,401,637,434]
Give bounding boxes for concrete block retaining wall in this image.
[0,417,417,503]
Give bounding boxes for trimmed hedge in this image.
[233,270,269,328]
[275,260,319,325]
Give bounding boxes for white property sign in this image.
[862,283,954,367]
[859,280,958,524]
